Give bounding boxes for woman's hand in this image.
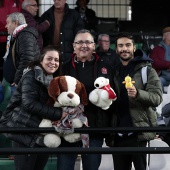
[61,112,68,120]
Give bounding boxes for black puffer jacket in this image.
[14,27,40,84]
[39,3,84,64]
[0,68,62,147]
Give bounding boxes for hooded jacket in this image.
[111,49,163,141]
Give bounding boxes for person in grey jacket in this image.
[109,32,162,170]
[0,45,67,170]
[39,0,84,65]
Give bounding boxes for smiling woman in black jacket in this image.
[0,45,67,170]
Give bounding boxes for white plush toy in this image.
[39,76,88,148]
[89,77,117,110]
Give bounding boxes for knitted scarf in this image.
[53,104,89,148]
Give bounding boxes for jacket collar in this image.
[71,53,100,69]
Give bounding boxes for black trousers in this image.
[112,134,147,170]
[12,141,49,170]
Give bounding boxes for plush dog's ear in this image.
[79,83,88,106]
[48,77,61,100]
[47,97,55,106]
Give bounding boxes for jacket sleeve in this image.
[14,30,40,84]
[26,16,50,34]
[150,46,170,70]
[134,67,163,107]
[73,10,85,33]
[21,75,62,121]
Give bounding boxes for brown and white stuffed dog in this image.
[39,76,89,148]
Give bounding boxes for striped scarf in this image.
[3,24,27,60]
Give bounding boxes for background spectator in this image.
[3,12,40,86]
[150,27,170,91]
[96,34,120,69]
[21,0,50,52]
[39,0,84,65]
[75,0,98,32]
[0,0,22,81]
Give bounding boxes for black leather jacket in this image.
[0,68,62,147]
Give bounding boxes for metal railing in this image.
[0,126,170,155]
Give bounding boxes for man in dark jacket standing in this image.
[75,0,98,31]
[21,0,50,52]
[3,12,40,86]
[60,29,114,170]
[110,32,162,170]
[39,0,84,65]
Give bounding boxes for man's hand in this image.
[126,85,137,98]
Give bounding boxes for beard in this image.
[120,56,132,61]
[119,51,134,62]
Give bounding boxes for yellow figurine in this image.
[122,75,135,88]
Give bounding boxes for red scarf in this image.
[100,84,117,100]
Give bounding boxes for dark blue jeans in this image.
[57,137,104,170]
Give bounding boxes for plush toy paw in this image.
[89,90,99,103]
[39,119,52,135]
[100,90,110,100]
[63,133,81,143]
[44,134,61,148]
[39,119,52,128]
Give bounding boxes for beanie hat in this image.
[162,27,170,34]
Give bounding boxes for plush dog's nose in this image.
[67,93,74,99]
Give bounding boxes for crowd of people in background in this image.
[0,0,170,170]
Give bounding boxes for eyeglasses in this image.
[74,40,94,45]
[100,40,110,43]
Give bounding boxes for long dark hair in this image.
[29,45,62,76]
